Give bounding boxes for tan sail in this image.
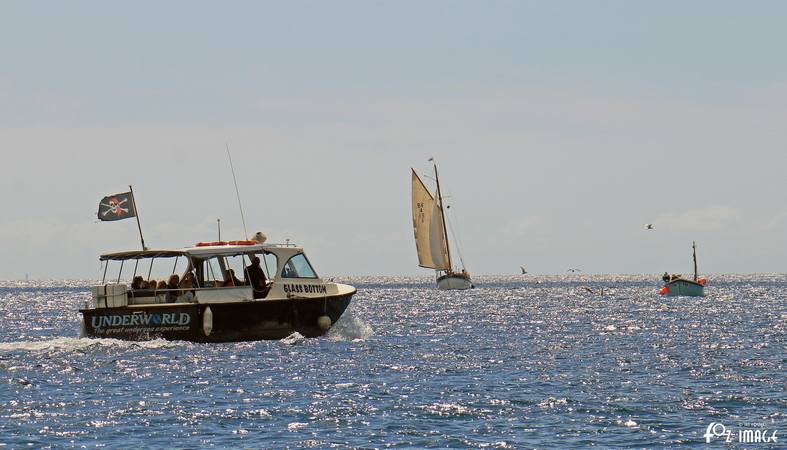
[411,170,449,269]
[428,197,450,269]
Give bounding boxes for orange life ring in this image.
[228,240,257,246]
[196,241,227,247]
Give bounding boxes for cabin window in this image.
[281,253,317,279]
[229,253,276,281]
[224,255,249,286]
[192,253,277,287]
[204,257,224,287]
[259,253,277,279]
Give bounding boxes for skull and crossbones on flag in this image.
[98,191,137,221]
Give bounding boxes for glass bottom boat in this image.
[80,240,356,342]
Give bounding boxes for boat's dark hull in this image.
[80,293,354,342]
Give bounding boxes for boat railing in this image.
[265,242,298,248]
[92,282,260,307]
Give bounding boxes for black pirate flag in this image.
[98,191,137,221]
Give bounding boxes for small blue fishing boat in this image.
[659,242,706,297]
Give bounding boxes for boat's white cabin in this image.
[92,242,352,308]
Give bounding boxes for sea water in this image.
[0,276,783,449]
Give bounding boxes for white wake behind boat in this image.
[411,161,473,290]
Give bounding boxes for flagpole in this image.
[129,185,146,250]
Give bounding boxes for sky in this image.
[1,1,786,278]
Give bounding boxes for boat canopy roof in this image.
[100,249,185,261]
[100,243,302,261]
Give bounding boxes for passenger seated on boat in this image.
[179,272,196,302]
[131,276,144,290]
[180,272,196,289]
[157,280,167,290]
[246,256,269,299]
[165,274,181,303]
[140,279,150,289]
[148,279,157,291]
[223,269,242,287]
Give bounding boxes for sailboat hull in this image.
[662,279,704,297]
[436,273,474,290]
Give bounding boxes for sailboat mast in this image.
[692,241,698,281]
[433,161,454,272]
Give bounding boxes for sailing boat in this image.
[411,161,474,290]
[659,241,707,297]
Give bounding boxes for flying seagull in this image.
[644,224,655,230]
[520,266,527,274]
[567,268,581,273]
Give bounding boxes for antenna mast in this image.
[692,241,698,281]
[226,144,248,239]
